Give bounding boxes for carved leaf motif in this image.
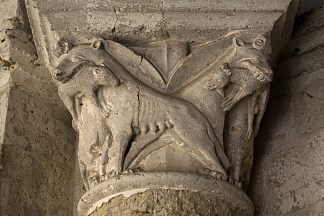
[99,37,235,94]
[167,37,233,94]
[101,40,166,91]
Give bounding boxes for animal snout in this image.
[52,69,63,77]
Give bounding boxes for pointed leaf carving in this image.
[102,40,167,91]
[167,37,233,94]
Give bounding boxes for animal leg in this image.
[221,85,240,111]
[246,94,258,140]
[253,87,270,136]
[233,160,242,188]
[222,86,248,111]
[88,91,111,118]
[123,131,163,170]
[99,134,111,178]
[170,130,226,176]
[72,93,84,130]
[79,160,89,190]
[110,127,133,175]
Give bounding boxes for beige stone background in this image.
[249,5,324,215]
[0,0,323,215]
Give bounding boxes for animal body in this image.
[205,37,272,113]
[54,39,231,179]
[53,60,120,187]
[53,60,120,123]
[204,37,272,189]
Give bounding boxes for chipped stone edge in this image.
[78,172,254,216]
[87,188,150,215]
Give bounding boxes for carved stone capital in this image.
[51,35,271,214]
[25,1,298,215]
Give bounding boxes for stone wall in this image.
[0,1,77,215]
[250,5,324,216]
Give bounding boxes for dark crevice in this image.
[112,8,118,34]
[17,0,33,34]
[124,133,136,159]
[302,92,314,99]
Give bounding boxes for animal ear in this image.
[232,37,244,47]
[91,39,105,49]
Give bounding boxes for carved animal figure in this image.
[205,63,232,98]
[53,63,120,122]
[54,39,231,178]
[205,37,272,139]
[204,37,272,189]
[206,37,272,113]
[52,59,120,187]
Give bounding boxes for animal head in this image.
[228,36,273,83]
[205,63,231,97]
[52,39,109,82]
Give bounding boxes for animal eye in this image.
[253,58,262,63]
[253,39,265,48]
[256,39,263,45]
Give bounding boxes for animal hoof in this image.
[121,169,133,174]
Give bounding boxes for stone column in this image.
[24,0,298,215]
[250,5,324,215]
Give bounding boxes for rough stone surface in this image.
[249,6,324,216]
[25,0,297,66]
[294,6,324,37]
[90,189,245,216]
[79,172,253,216]
[297,0,324,15]
[0,0,323,216]
[26,0,297,215]
[0,1,77,215]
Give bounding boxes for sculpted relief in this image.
[52,34,273,191]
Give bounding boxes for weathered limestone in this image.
[50,33,275,215]
[84,172,253,216]
[2,0,323,216]
[22,0,300,215]
[249,6,324,215]
[0,1,77,215]
[25,0,298,64]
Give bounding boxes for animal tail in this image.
[207,126,231,171]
